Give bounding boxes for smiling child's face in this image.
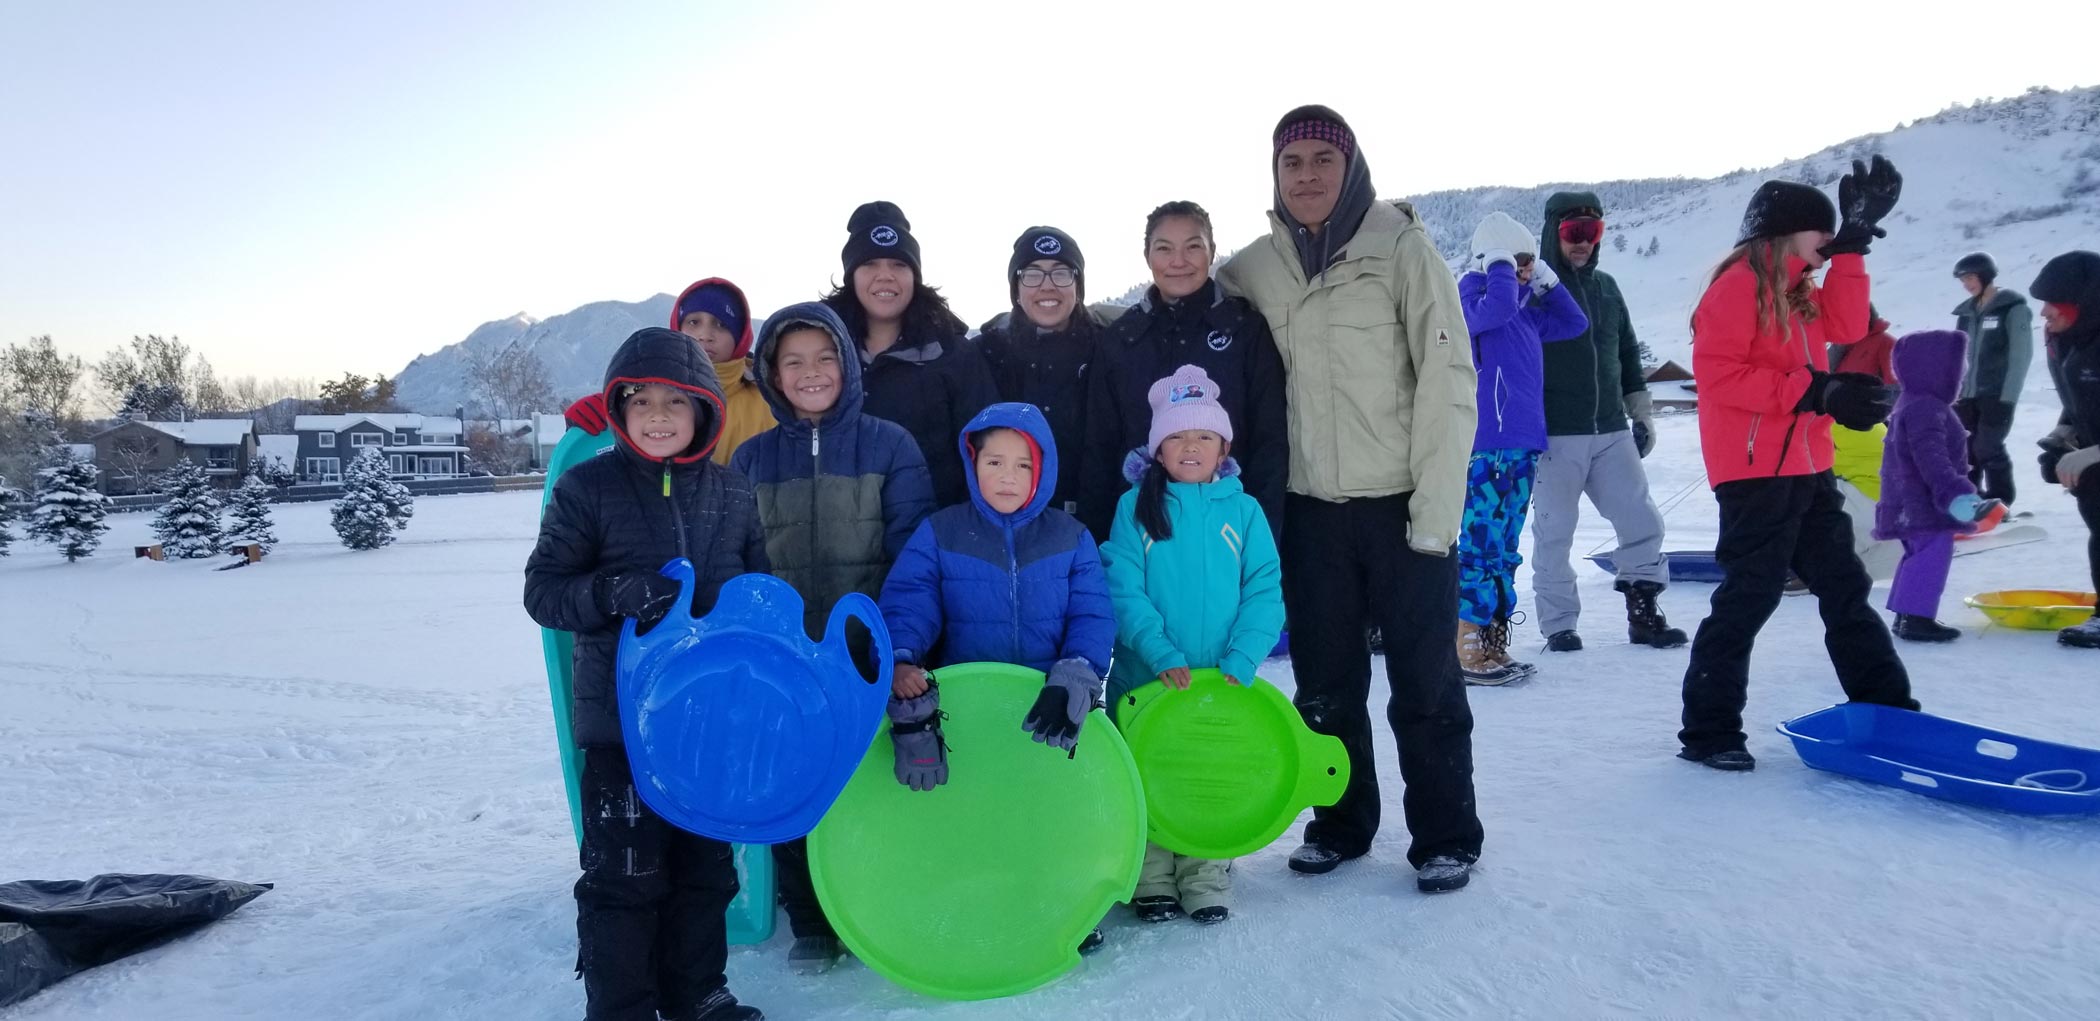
[973,428,1034,515]
[623,383,696,459]
[1160,430,1225,483]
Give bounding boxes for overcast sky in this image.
[4,0,2094,382]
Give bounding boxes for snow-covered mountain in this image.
[1409,85,2100,368]
[392,86,2098,413]
[392,297,677,414]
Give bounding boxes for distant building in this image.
[292,413,466,482]
[87,418,257,495]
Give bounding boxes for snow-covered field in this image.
[5,403,2099,1020]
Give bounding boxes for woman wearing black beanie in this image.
[975,225,1103,515]
[1676,157,1923,772]
[822,201,999,507]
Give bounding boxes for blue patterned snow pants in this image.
[1458,448,1539,626]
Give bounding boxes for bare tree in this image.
[465,345,556,422]
[94,335,224,417]
[224,374,317,432]
[2,336,87,426]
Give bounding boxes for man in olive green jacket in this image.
[1219,104,1483,895]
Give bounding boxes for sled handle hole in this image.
[1327,766,1338,776]
[1899,771,1939,788]
[1976,739,2019,760]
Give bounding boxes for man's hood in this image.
[1541,191,1605,276]
[750,301,865,429]
[669,278,755,360]
[1270,105,1376,279]
[2033,251,2100,346]
[600,327,728,464]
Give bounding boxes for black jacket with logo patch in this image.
[1078,277,1286,543]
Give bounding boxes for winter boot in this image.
[1132,896,1183,923]
[1617,580,1689,648]
[1483,613,1536,678]
[1189,906,1230,925]
[1286,841,1350,875]
[1893,614,1961,643]
[1678,748,1756,771]
[1545,629,1584,652]
[1077,927,1105,955]
[1457,621,1518,686]
[2061,615,2100,649]
[1414,856,1472,893]
[787,935,844,975]
[1367,626,1385,655]
[674,988,764,1021]
[1782,572,1810,596]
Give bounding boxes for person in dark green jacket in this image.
[1528,192,1686,653]
[1951,252,2035,505]
[730,300,935,976]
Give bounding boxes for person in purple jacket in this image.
[1455,212,1589,684]
[1875,329,2006,643]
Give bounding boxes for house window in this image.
[318,432,335,448]
[351,432,384,447]
[392,431,410,445]
[306,457,341,480]
[205,446,235,470]
[419,456,454,476]
[424,433,454,445]
[388,454,411,475]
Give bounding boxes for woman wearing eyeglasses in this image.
[977,226,1105,515]
[1527,191,1688,656]
[1077,201,1287,545]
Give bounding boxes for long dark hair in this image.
[1134,459,1175,540]
[822,279,968,348]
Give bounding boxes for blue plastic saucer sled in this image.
[1778,704,2100,816]
[537,428,775,943]
[616,564,892,845]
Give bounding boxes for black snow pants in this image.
[1282,492,1484,868]
[1679,472,1919,758]
[1958,398,2019,505]
[771,838,835,940]
[576,747,738,1021]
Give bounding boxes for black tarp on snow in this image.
[0,873,271,1007]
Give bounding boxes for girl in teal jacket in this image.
[1099,365,1285,926]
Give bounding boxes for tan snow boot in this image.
[1457,621,1517,686]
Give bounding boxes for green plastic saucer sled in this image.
[536,425,774,945]
[1114,669,1349,860]
[809,662,1146,1001]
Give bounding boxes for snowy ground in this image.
[5,406,2099,1020]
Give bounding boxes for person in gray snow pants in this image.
[1529,192,1685,651]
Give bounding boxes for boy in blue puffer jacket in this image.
[730,301,934,975]
[1456,211,1589,684]
[1100,365,1284,926]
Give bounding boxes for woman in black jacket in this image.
[1079,201,1287,543]
[976,225,1105,516]
[2032,250,2100,648]
[822,201,999,508]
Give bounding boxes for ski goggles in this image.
[1558,218,1605,245]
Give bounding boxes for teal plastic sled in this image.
[538,424,775,944]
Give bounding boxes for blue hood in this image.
[959,401,1059,528]
[751,301,865,431]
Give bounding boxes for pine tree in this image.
[0,483,21,557]
[225,469,278,552]
[332,448,398,550]
[1612,233,1628,253]
[378,465,414,532]
[28,457,110,562]
[150,457,224,558]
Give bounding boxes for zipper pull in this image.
[662,463,671,498]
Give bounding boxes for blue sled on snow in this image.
[1778,703,2100,816]
[617,566,892,845]
[537,426,775,944]
[1587,550,1726,584]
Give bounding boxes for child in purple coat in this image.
[1455,212,1589,682]
[1876,329,2004,642]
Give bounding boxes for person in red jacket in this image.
[1677,158,1921,772]
[1829,305,1896,385]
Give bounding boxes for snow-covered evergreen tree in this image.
[376,459,414,531]
[28,457,109,562]
[225,469,278,552]
[150,457,224,558]
[0,482,21,557]
[332,448,398,550]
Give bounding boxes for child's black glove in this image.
[889,679,948,792]
[1023,658,1102,754]
[594,571,682,627]
[1797,369,1893,431]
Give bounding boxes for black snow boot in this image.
[1893,614,1961,643]
[1618,580,1689,648]
[672,987,764,1021]
[1414,856,1472,893]
[1678,748,1756,771]
[1189,906,1230,924]
[1077,927,1105,955]
[1132,896,1183,923]
[2061,615,2100,649]
[1545,629,1583,652]
[787,935,843,975]
[1287,841,1349,875]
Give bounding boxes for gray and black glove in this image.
[594,571,682,628]
[888,679,947,792]
[1625,390,1656,458]
[1022,657,1103,754]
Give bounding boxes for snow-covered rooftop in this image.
[133,419,255,445]
[294,413,462,436]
